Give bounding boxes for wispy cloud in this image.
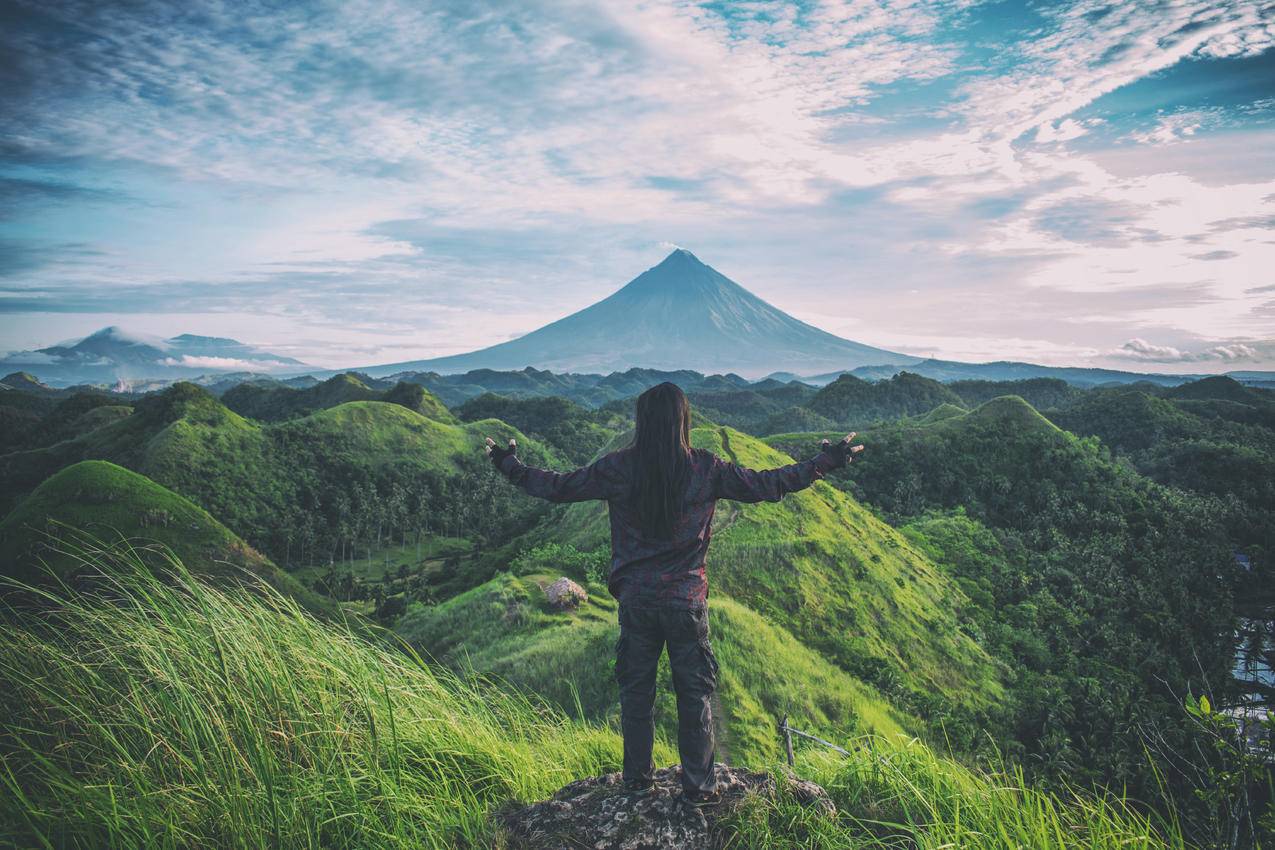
[1112,337,1272,364]
[1126,109,1222,145]
[159,355,295,371]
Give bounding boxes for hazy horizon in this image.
[2,0,1273,373]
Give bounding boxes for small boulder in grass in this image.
[544,576,588,611]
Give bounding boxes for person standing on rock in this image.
[485,381,861,806]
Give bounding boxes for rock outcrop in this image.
[544,576,588,611]
[500,763,834,849]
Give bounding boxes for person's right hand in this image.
[819,433,864,469]
[485,436,518,470]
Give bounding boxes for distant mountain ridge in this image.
[839,358,1237,388]
[355,249,917,378]
[0,326,304,386]
[7,252,1275,389]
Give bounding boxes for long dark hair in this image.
[630,382,692,539]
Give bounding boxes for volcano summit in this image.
[364,249,914,377]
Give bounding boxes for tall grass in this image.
[1,539,1188,849]
[0,541,623,849]
[726,743,1186,850]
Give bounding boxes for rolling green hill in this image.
[0,371,58,394]
[454,393,621,464]
[625,372,969,436]
[0,459,265,581]
[1049,384,1275,516]
[765,395,1239,801]
[395,571,916,764]
[806,372,966,426]
[0,383,563,573]
[0,388,131,452]
[1047,382,1274,617]
[221,372,458,423]
[506,424,1004,732]
[947,377,1083,411]
[757,403,838,435]
[912,402,967,424]
[685,384,820,433]
[0,460,333,616]
[698,371,972,437]
[1164,374,1268,404]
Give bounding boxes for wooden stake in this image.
[780,714,795,767]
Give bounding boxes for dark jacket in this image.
[497,445,838,608]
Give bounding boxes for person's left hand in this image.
[485,436,518,469]
[819,432,864,469]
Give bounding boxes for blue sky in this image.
[1,0,1273,371]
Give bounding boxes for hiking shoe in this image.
[681,788,721,808]
[624,778,654,793]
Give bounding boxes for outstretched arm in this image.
[713,433,862,503]
[485,437,619,503]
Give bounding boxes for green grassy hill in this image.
[395,572,916,764]
[947,377,1083,411]
[454,393,620,464]
[221,372,459,424]
[1047,383,1274,607]
[1049,384,1275,507]
[0,371,58,394]
[0,460,332,616]
[0,383,563,572]
[766,395,1083,527]
[765,395,1240,803]
[912,402,966,424]
[508,425,1004,728]
[1164,374,1267,404]
[807,372,966,426]
[0,389,129,452]
[758,403,838,435]
[0,545,1188,849]
[66,403,134,437]
[659,372,966,436]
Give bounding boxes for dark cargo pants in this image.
[614,603,719,793]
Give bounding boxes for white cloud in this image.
[1112,337,1265,363]
[1114,338,1187,360]
[0,350,62,365]
[159,355,295,371]
[1035,118,1096,144]
[1126,110,1219,146]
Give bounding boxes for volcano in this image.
[365,249,914,377]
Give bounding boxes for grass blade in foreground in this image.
[0,539,623,848]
